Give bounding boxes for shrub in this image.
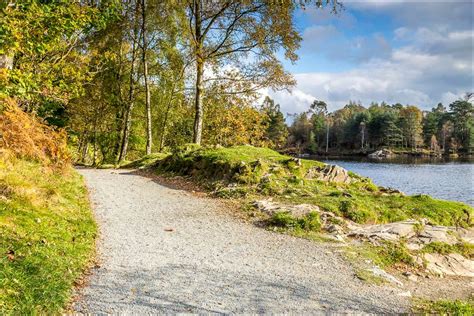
[270,212,297,228]
[270,211,321,232]
[298,212,321,231]
[422,242,474,258]
[379,242,414,266]
[0,98,70,169]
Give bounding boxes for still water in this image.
[316,157,474,206]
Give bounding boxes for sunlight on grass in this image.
[0,156,96,314]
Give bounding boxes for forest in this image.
[1,1,473,165]
[287,97,474,155]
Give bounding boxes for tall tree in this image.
[140,0,152,155]
[449,98,474,153]
[118,0,142,162]
[183,0,338,144]
[399,106,423,149]
[261,96,288,148]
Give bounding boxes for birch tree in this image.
[184,0,338,144]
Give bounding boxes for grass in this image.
[147,144,473,227]
[120,153,168,169]
[0,155,97,314]
[344,241,416,270]
[355,269,387,285]
[413,298,474,315]
[269,211,321,231]
[421,242,474,259]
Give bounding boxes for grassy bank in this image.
[0,155,96,314]
[413,299,474,315]
[147,144,472,227]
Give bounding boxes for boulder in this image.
[424,253,474,277]
[410,225,459,245]
[368,149,394,159]
[348,220,418,242]
[252,199,319,218]
[367,266,403,286]
[306,164,352,184]
[348,219,463,246]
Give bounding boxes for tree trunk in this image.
[141,0,152,155]
[118,2,140,162]
[192,0,204,144]
[159,86,175,151]
[80,131,89,163]
[193,59,204,144]
[325,120,329,153]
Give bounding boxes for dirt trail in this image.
[73,168,409,314]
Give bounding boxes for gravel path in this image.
[73,168,410,314]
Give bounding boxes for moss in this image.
[120,153,168,169]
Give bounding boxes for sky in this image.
[267,0,474,116]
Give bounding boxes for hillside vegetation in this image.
[0,101,96,313]
[147,144,472,227]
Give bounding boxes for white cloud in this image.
[270,38,471,114]
[273,4,473,115]
[267,89,316,117]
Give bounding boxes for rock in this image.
[459,228,474,244]
[348,219,461,246]
[306,164,352,184]
[348,220,418,242]
[252,199,319,218]
[424,253,474,277]
[367,266,403,286]
[326,224,344,234]
[379,186,405,195]
[368,149,395,159]
[403,272,418,282]
[410,225,459,245]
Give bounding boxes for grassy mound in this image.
[151,144,472,227]
[0,154,96,313]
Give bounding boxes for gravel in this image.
[73,168,409,314]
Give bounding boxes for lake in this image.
[315,157,474,206]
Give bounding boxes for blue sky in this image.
[268,0,474,115]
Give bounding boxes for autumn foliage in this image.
[0,98,70,168]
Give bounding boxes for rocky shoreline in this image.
[253,198,474,280]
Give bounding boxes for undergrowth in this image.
[421,241,474,259]
[0,98,70,169]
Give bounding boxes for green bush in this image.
[270,212,297,228]
[422,242,473,258]
[299,212,321,231]
[270,211,321,232]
